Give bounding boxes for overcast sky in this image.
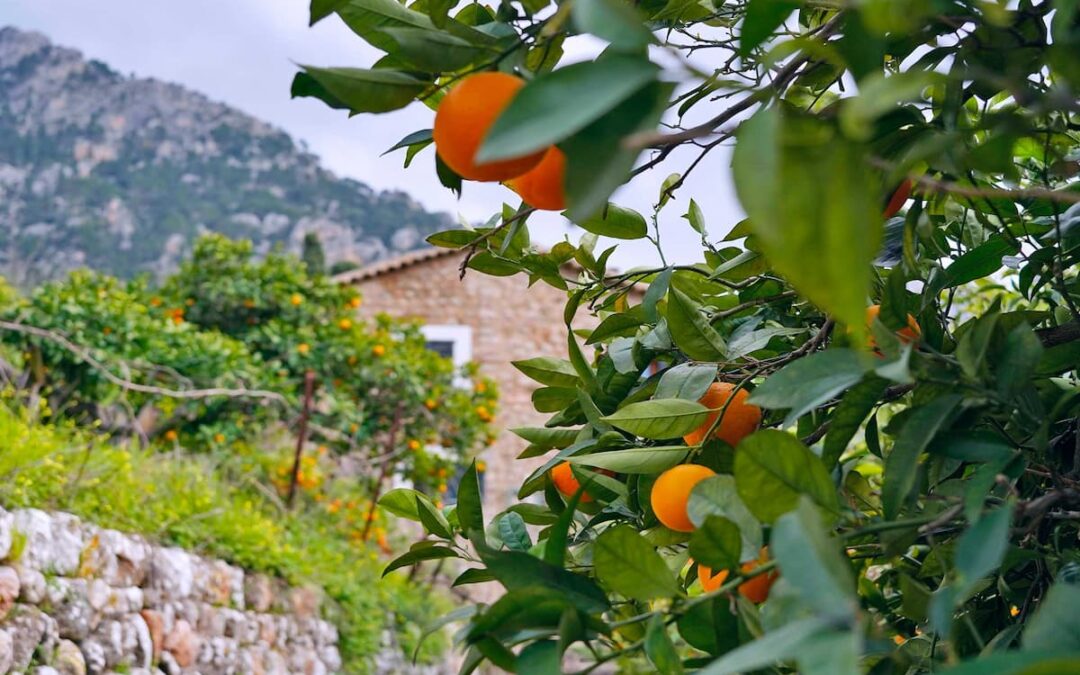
[3,0,744,267]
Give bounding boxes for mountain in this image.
[0,26,451,287]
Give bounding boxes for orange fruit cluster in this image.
[433,72,566,211]
[683,382,762,448]
[698,548,778,603]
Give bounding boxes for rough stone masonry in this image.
[0,506,341,675]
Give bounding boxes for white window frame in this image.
[420,324,473,388]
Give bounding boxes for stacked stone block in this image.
[0,507,340,675]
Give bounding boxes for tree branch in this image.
[0,320,288,403]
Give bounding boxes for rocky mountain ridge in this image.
[0,26,449,286]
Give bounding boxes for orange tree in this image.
[300,0,1080,672]
[0,234,495,495]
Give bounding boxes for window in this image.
[421,324,473,388]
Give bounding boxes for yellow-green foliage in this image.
[0,404,450,672]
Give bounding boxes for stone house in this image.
[335,247,587,515]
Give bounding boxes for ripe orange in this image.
[866,304,921,346]
[551,462,614,503]
[433,72,546,182]
[507,146,566,211]
[697,549,777,603]
[882,179,912,219]
[683,382,762,448]
[552,461,590,503]
[650,464,716,532]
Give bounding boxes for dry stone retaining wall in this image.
[0,506,341,675]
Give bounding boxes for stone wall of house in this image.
[0,506,341,675]
[347,252,593,515]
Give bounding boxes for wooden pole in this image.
[287,370,317,508]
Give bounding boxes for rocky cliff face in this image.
[0,27,450,287]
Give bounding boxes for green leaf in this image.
[572,0,655,50]
[311,0,346,25]
[748,349,871,427]
[955,502,1014,594]
[563,81,672,220]
[497,512,533,551]
[568,446,689,473]
[771,498,857,618]
[711,250,768,282]
[727,324,806,359]
[379,488,422,520]
[468,588,573,640]
[477,55,659,162]
[943,237,1018,287]
[928,431,1014,463]
[593,525,682,600]
[383,128,433,154]
[567,332,598,391]
[513,357,580,387]
[383,544,458,576]
[290,72,351,111]
[793,630,860,675]
[734,430,840,524]
[840,71,938,140]
[940,653,1080,675]
[740,0,799,56]
[677,597,740,656]
[683,199,707,235]
[453,568,496,586]
[1038,340,1080,377]
[296,66,427,113]
[822,375,889,468]
[687,475,763,561]
[666,287,727,361]
[457,460,485,535]
[732,107,881,333]
[533,387,578,413]
[697,617,830,675]
[601,398,710,439]
[479,547,610,612]
[643,267,673,322]
[586,311,645,344]
[336,0,494,53]
[426,0,456,27]
[381,27,491,72]
[1023,582,1080,652]
[416,495,453,538]
[571,203,648,240]
[689,516,742,571]
[517,641,561,675]
[645,615,685,674]
[957,311,1000,378]
[881,395,961,519]
[996,323,1044,395]
[425,229,480,249]
[655,363,717,401]
[511,427,581,449]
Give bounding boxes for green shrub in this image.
[0,403,450,672]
